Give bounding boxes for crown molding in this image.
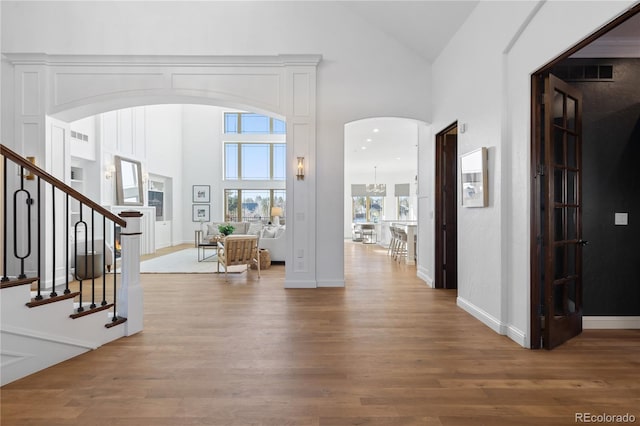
[1,53,323,67]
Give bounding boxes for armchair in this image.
[216,235,261,281]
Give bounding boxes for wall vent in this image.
[553,64,613,81]
[70,130,89,142]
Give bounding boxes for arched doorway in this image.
[4,53,321,288]
[344,117,425,273]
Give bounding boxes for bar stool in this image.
[393,228,408,262]
[361,224,377,244]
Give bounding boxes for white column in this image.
[117,211,144,336]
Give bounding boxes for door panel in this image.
[543,74,583,349]
[435,125,458,290]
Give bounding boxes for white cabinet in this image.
[155,221,172,249]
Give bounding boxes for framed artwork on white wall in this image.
[192,185,210,203]
[192,204,210,222]
[460,147,488,208]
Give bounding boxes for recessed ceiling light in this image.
[373,128,380,133]
[366,138,372,142]
[396,157,401,160]
[361,146,367,150]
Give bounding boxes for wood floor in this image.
[2,242,639,425]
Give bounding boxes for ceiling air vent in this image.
[553,64,613,82]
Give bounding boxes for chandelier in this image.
[366,166,386,194]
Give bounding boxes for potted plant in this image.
[218,223,235,236]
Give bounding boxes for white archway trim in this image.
[4,53,321,288]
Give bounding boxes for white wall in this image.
[144,105,183,246]
[95,105,183,245]
[429,0,637,346]
[0,1,432,288]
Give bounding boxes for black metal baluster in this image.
[90,209,96,309]
[1,157,8,282]
[112,221,118,322]
[35,176,42,299]
[75,203,86,313]
[50,184,57,298]
[13,168,31,280]
[102,216,107,306]
[64,194,70,294]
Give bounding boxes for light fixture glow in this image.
[105,164,116,179]
[365,165,386,194]
[296,157,305,180]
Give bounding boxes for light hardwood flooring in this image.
[2,241,639,425]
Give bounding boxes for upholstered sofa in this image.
[202,221,262,242]
[258,225,285,262]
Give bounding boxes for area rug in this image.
[138,248,248,274]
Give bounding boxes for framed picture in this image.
[460,147,488,208]
[192,204,210,222]
[192,185,210,203]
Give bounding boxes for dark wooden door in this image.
[543,74,584,349]
[435,125,458,289]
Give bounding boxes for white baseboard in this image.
[583,316,640,329]
[284,279,317,289]
[317,279,345,288]
[457,297,527,347]
[416,266,433,287]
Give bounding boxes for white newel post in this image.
[118,211,144,336]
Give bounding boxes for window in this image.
[352,196,384,223]
[224,189,286,223]
[224,112,286,134]
[224,143,286,181]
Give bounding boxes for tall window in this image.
[224,112,286,134]
[225,189,286,223]
[224,143,286,181]
[352,196,384,223]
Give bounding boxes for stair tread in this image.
[1,277,40,289]
[25,292,80,308]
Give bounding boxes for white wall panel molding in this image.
[172,72,282,113]
[54,72,166,107]
[285,64,317,285]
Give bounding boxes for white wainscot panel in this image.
[292,72,310,117]
[171,73,281,112]
[21,72,41,116]
[53,72,165,107]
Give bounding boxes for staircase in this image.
[1,144,142,386]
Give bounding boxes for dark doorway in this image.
[530,5,640,349]
[435,123,458,290]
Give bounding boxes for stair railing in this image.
[1,144,128,325]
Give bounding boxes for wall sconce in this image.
[105,164,116,179]
[296,157,305,180]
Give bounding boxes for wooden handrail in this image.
[1,144,126,227]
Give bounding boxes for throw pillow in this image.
[248,222,263,237]
[207,224,221,237]
[262,227,277,238]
